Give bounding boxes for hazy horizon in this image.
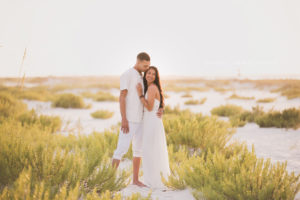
[1,0,300,78]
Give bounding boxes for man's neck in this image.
[133,65,142,76]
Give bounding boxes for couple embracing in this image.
[111,52,170,190]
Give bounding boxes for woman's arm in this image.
[136,83,156,111]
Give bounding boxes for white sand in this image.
[119,184,196,200]
[118,159,197,200]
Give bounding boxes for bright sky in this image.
[0,0,300,78]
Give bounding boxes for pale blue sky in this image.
[0,0,300,78]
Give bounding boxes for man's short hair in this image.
[137,52,150,61]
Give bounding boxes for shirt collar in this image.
[132,67,143,77]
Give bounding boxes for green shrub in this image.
[0,85,55,102]
[17,109,62,132]
[181,93,192,98]
[164,104,191,115]
[272,84,300,99]
[228,93,255,100]
[211,104,244,117]
[184,98,206,105]
[0,120,129,199]
[213,87,232,93]
[170,145,300,200]
[0,92,27,120]
[91,110,114,119]
[229,106,265,127]
[255,108,300,129]
[163,111,235,153]
[18,86,55,101]
[52,93,87,108]
[162,107,300,199]
[0,166,150,200]
[256,97,276,103]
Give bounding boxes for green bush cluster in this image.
[256,97,276,103]
[52,93,88,108]
[0,92,135,199]
[271,83,300,99]
[1,89,300,199]
[162,106,300,199]
[0,92,27,120]
[0,119,131,199]
[0,85,55,102]
[184,98,207,105]
[91,110,114,119]
[164,110,235,153]
[211,104,244,117]
[228,93,255,100]
[211,104,300,129]
[255,108,300,129]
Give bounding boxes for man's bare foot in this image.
[133,180,147,187]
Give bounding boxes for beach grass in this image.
[91,110,114,119]
[256,97,276,103]
[211,104,244,117]
[81,91,118,102]
[52,93,89,109]
[0,96,132,199]
[255,108,300,129]
[271,84,300,99]
[162,106,300,200]
[184,97,206,105]
[228,93,255,100]
[181,93,193,98]
[1,77,300,199]
[164,84,209,92]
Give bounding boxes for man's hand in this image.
[136,83,143,96]
[156,107,164,118]
[121,118,129,133]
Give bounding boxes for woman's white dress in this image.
[142,91,171,189]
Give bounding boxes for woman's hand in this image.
[136,83,143,96]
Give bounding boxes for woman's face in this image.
[145,68,156,84]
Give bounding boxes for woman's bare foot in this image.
[133,180,147,187]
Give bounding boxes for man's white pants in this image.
[113,122,143,160]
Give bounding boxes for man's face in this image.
[137,59,150,72]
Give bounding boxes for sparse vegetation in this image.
[0,92,27,120]
[0,91,132,199]
[1,77,300,199]
[255,108,300,129]
[52,93,88,108]
[81,91,118,102]
[164,84,209,92]
[163,106,300,200]
[256,97,276,103]
[184,97,206,105]
[211,104,245,117]
[181,93,193,98]
[211,104,300,129]
[271,84,300,99]
[91,110,114,119]
[228,93,255,100]
[213,87,233,93]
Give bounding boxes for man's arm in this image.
[120,89,129,133]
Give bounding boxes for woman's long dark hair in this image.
[143,66,164,108]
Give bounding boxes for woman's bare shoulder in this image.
[148,84,159,92]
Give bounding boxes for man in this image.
[111,52,164,187]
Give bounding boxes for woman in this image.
[136,66,170,190]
